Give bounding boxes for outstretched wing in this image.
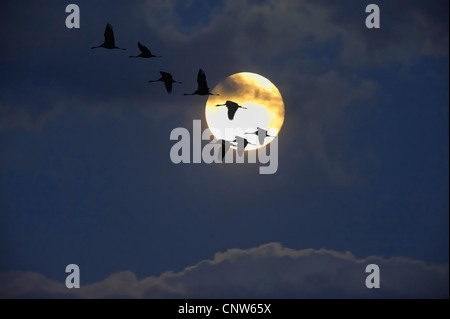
[227,103,239,120]
[197,69,209,91]
[235,137,245,157]
[104,23,115,46]
[219,140,231,161]
[138,42,151,56]
[257,127,267,145]
[227,108,238,120]
[164,81,173,93]
[160,72,173,93]
[258,133,265,145]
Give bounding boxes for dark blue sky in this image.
[0,0,448,298]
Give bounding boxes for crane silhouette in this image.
[216,100,247,120]
[91,23,126,50]
[245,127,275,145]
[129,42,161,58]
[215,139,233,161]
[233,136,255,157]
[148,71,181,94]
[184,69,219,96]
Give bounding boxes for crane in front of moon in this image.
[91,23,126,50]
[215,139,234,161]
[232,136,254,157]
[129,42,161,58]
[245,127,275,145]
[148,71,181,94]
[184,69,219,96]
[215,100,247,120]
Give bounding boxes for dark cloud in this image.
[1,243,447,298]
[0,0,445,182]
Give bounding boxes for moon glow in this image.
[205,72,285,151]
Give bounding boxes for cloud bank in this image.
[1,242,447,298]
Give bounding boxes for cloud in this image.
[281,71,377,185]
[2,0,446,130]
[142,0,448,68]
[329,0,449,65]
[0,271,74,299]
[1,242,447,298]
[0,102,62,131]
[0,0,446,183]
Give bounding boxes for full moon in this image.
[205,72,285,151]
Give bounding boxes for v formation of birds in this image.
[91,23,275,151]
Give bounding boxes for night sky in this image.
[0,0,448,298]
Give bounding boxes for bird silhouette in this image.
[215,139,233,161]
[129,42,161,58]
[184,69,219,96]
[245,127,275,145]
[216,101,247,120]
[91,23,126,50]
[148,71,181,94]
[233,136,254,157]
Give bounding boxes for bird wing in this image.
[227,107,238,120]
[197,69,209,91]
[138,42,151,55]
[219,140,231,160]
[104,23,115,46]
[227,103,239,120]
[164,81,173,94]
[221,141,226,160]
[257,127,267,144]
[237,143,245,157]
[258,134,265,145]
